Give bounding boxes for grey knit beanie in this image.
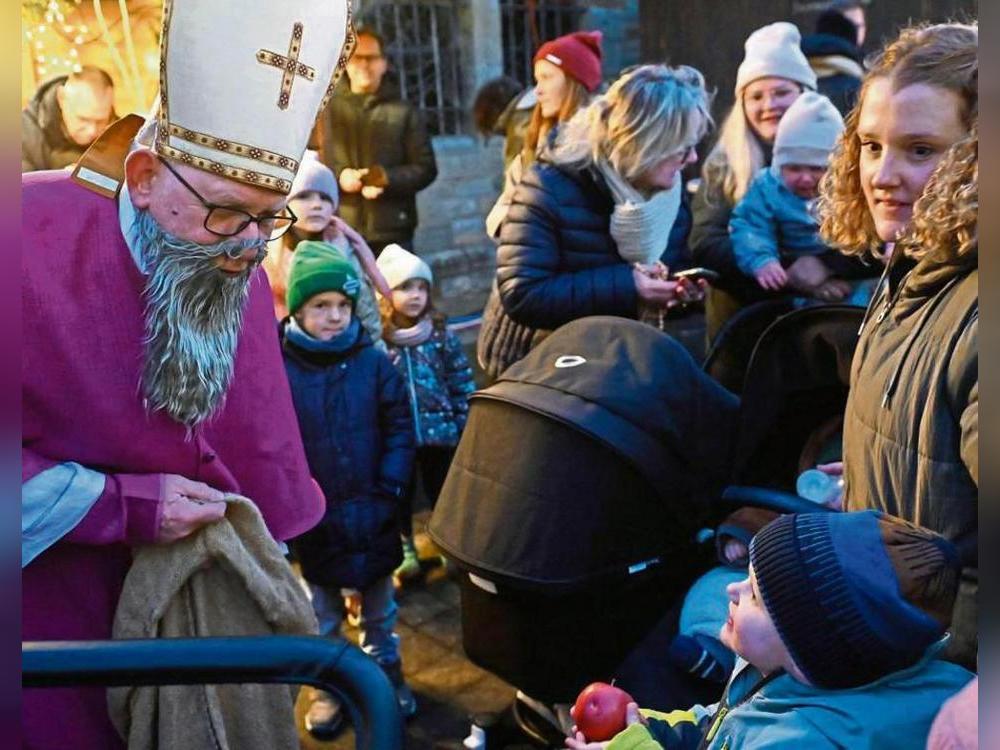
[289,150,339,206]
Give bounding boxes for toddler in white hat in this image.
[729,92,870,303]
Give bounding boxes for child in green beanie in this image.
[279,240,418,738]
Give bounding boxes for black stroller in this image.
[429,307,863,745]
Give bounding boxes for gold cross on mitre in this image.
[256,22,317,110]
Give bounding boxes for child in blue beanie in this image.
[568,511,974,750]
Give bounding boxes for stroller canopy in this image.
[430,317,738,591]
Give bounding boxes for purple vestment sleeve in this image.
[24,446,163,546]
[62,472,163,546]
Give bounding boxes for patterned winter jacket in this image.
[385,325,476,447]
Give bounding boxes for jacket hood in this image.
[801,33,863,63]
[899,241,978,309]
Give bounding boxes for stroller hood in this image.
[490,316,739,492]
[429,317,738,591]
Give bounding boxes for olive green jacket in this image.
[844,246,978,668]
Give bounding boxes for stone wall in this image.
[580,0,641,79]
[413,134,505,318]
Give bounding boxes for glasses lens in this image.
[205,207,253,237]
[265,214,295,239]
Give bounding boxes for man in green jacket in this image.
[315,27,437,255]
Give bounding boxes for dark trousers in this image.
[399,445,456,537]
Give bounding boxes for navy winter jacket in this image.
[496,160,639,332]
[281,320,415,589]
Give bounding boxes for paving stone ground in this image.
[295,511,518,750]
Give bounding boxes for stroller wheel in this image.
[512,691,571,748]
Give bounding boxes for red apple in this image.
[570,682,635,742]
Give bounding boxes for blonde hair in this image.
[700,103,769,204]
[522,76,591,164]
[550,64,713,183]
[818,22,978,257]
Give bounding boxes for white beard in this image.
[131,208,266,428]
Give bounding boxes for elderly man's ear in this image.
[124,148,160,210]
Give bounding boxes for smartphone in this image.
[672,267,720,284]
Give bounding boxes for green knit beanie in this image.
[286,240,360,315]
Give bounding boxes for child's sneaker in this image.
[393,536,421,586]
[344,591,362,628]
[382,659,418,718]
[304,688,344,739]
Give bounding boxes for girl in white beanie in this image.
[692,22,826,339]
[729,91,874,304]
[376,244,476,583]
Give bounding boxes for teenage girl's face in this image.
[288,190,335,234]
[391,278,430,322]
[298,290,353,340]
[743,77,802,144]
[534,59,570,119]
[857,78,968,243]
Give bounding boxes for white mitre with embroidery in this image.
[153,0,354,194]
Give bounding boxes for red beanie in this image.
[534,30,603,93]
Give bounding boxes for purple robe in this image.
[21,170,324,748]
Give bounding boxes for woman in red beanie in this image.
[484,31,602,240]
[523,30,604,163]
[479,31,603,376]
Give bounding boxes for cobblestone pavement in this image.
[296,512,519,750]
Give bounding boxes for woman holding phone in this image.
[482,64,713,377]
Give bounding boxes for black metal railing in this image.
[23,635,403,750]
[500,0,586,88]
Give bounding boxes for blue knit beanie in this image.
[750,510,960,688]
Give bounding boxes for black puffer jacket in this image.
[496,160,638,332]
[801,32,864,117]
[316,78,437,251]
[21,76,87,172]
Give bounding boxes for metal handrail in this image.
[23,635,403,750]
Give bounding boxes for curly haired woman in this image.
[818,21,978,669]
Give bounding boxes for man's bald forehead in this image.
[67,66,114,92]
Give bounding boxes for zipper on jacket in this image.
[856,253,895,337]
[403,349,423,444]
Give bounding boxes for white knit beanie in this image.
[376,243,433,291]
[289,150,339,206]
[771,91,844,173]
[735,22,817,95]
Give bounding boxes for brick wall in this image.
[413,134,505,318]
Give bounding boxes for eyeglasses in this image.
[157,156,297,239]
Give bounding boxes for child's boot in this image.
[304,688,344,739]
[393,536,421,585]
[382,659,417,718]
